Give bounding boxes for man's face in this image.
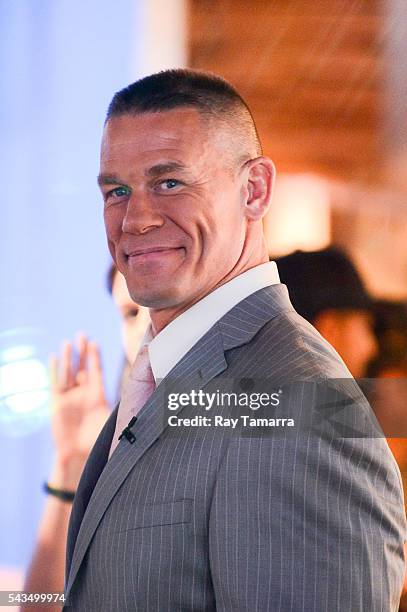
[99,108,250,313]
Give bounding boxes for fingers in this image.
[49,334,102,393]
[75,332,89,386]
[60,340,75,389]
[76,332,88,373]
[50,340,75,392]
[84,341,106,411]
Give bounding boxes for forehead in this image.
[101,108,214,167]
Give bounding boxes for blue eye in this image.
[104,186,131,204]
[159,179,181,190]
[111,186,130,197]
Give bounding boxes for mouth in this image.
[126,246,184,264]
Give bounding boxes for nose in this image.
[122,193,164,235]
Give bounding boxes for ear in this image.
[244,156,276,221]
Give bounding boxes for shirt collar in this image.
[148,261,280,383]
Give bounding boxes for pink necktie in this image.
[109,338,156,457]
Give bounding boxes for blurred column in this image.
[383,0,407,190]
[265,174,331,257]
[131,0,187,76]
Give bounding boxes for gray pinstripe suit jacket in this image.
[64,284,406,611]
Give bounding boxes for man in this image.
[64,70,406,611]
[276,247,378,378]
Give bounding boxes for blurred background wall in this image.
[0,0,186,588]
[189,0,407,299]
[1,0,406,589]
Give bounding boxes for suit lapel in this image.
[65,405,118,582]
[65,324,228,597]
[66,283,294,597]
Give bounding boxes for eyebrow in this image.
[97,162,186,187]
[145,162,186,177]
[97,174,123,187]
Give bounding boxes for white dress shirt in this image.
[148,261,280,383]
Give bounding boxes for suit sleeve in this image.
[208,385,406,612]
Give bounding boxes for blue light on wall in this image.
[0,0,144,575]
[0,329,50,437]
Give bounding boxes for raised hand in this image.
[49,333,110,488]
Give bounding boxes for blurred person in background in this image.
[368,301,407,612]
[22,264,149,611]
[276,246,377,378]
[106,263,151,396]
[369,300,407,378]
[367,300,407,479]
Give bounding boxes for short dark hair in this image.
[106,69,262,159]
[368,300,407,375]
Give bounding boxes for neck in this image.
[149,235,269,335]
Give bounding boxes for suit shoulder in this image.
[227,307,352,382]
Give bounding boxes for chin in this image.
[128,283,185,310]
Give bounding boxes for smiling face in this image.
[100,108,273,330]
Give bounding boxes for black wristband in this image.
[43,481,76,503]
